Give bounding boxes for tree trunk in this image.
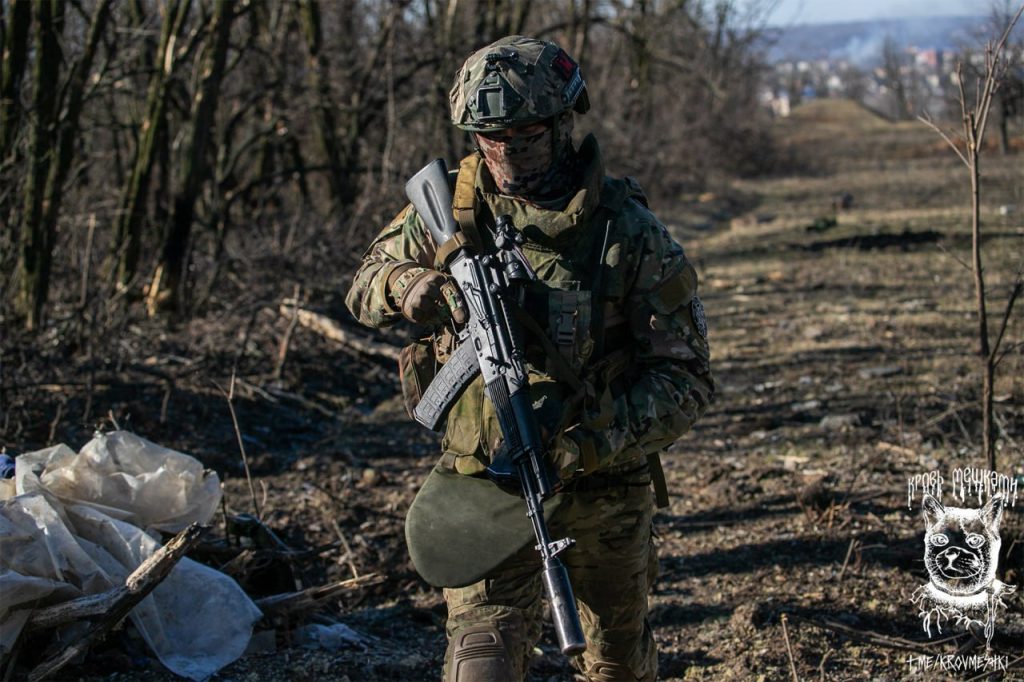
[505,0,532,35]
[113,0,191,291]
[29,0,113,326]
[0,0,31,160]
[0,0,32,236]
[968,118,995,469]
[572,0,593,69]
[147,0,235,315]
[431,0,461,164]
[983,358,995,470]
[299,0,357,210]
[997,98,1010,156]
[15,0,64,330]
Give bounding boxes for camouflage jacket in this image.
[346,135,714,477]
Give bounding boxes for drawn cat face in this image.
[922,494,1003,597]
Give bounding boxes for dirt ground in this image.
[3,100,1023,681]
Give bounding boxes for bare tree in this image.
[0,0,780,340]
[472,0,532,45]
[147,0,236,315]
[113,0,191,292]
[0,0,34,296]
[990,0,1024,154]
[27,0,115,328]
[920,4,1024,471]
[0,0,31,162]
[15,0,65,330]
[299,0,355,210]
[882,34,914,120]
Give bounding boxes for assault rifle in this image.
[405,159,587,656]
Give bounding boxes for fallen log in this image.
[278,301,400,362]
[27,523,207,681]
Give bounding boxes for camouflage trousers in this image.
[442,480,658,682]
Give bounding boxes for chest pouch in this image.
[522,280,594,376]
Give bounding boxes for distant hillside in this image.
[782,99,891,129]
[765,15,987,65]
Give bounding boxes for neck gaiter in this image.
[476,113,577,200]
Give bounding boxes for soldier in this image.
[346,35,713,682]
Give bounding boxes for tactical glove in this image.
[388,265,467,326]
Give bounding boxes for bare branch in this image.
[956,62,970,136]
[27,524,207,681]
[976,5,1023,147]
[936,240,973,272]
[255,573,384,618]
[990,263,1024,361]
[995,340,1024,368]
[213,372,262,521]
[917,113,969,167]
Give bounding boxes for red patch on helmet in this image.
[551,50,576,81]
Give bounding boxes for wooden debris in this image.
[836,537,860,583]
[874,441,918,459]
[274,285,303,380]
[780,613,799,682]
[279,301,399,362]
[791,614,958,656]
[255,573,384,620]
[26,524,207,682]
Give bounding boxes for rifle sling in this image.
[452,154,485,250]
[647,453,670,508]
[434,232,469,269]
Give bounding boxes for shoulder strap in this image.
[647,453,670,508]
[588,177,640,359]
[453,154,485,245]
[433,154,486,270]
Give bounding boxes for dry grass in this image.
[651,100,1023,680]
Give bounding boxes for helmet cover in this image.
[450,35,590,132]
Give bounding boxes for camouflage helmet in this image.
[450,35,590,132]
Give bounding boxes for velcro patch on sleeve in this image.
[648,266,697,313]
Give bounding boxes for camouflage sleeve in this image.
[344,205,437,328]
[570,214,715,473]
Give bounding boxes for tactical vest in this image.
[417,148,669,508]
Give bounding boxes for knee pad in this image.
[446,624,518,682]
[584,660,641,682]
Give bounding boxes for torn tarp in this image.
[0,431,262,681]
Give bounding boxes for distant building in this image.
[915,49,939,69]
[758,22,973,120]
[774,92,791,117]
[759,87,791,117]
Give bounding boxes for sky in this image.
[765,0,986,26]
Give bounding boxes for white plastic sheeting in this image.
[0,431,262,680]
